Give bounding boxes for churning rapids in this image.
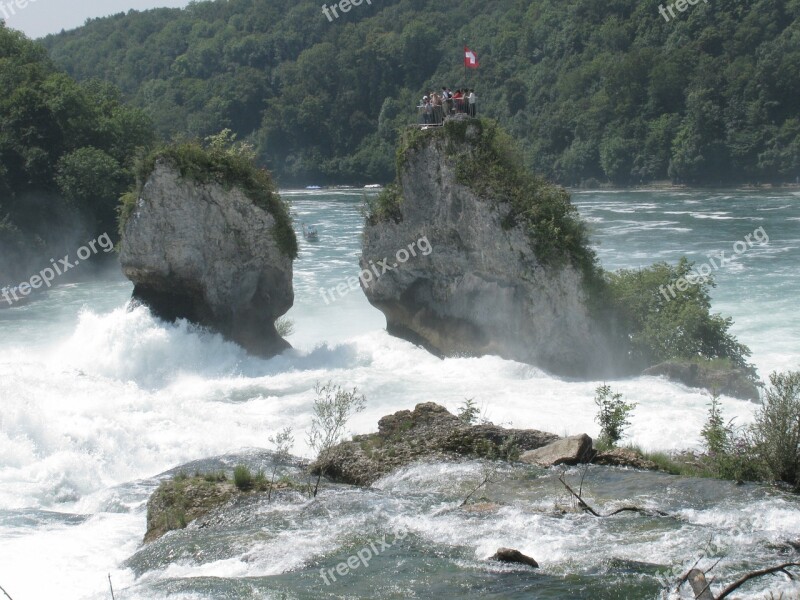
[1,189,799,599]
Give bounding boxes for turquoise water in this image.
[0,189,798,599]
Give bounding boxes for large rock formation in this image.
[360,118,615,377]
[120,158,294,357]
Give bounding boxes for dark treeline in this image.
[0,24,153,281]
[39,0,800,186]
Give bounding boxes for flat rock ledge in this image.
[312,403,559,487]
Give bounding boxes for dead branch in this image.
[0,584,14,600]
[558,473,668,518]
[558,473,601,517]
[461,473,492,507]
[604,506,669,517]
[715,562,800,600]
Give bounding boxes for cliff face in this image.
[120,159,294,357]
[361,119,615,377]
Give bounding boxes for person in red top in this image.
[453,89,464,113]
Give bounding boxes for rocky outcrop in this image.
[120,159,294,357]
[360,119,614,377]
[643,361,760,401]
[520,434,594,467]
[145,476,236,543]
[592,448,660,471]
[313,402,559,486]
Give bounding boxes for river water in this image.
[0,189,798,599]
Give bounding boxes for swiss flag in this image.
[464,46,479,69]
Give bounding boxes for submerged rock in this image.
[592,448,660,471]
[520,434,594,467]
[313,402,558,486]
[643,360,760,401]
[145,476,236,543]
[491,547,539,569]
[360,119,616,377]
[120,158,295,357]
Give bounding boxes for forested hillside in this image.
[0,24,153,279]
[42,0,800,186]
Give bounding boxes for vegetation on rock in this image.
[120,129,297,258]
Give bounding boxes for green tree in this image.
[594,384,636,447]
[307,381,366,497]
[606,258,755,374]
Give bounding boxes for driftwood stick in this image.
[604,506,669,517]
[703,557,723,575]
[558,473,601,517]
[675,557,705,593]
[461,474,491,507]
[688,569,715,600]
[715,562,800,600]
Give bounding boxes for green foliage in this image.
[307,381,367,497]
[267,426,295,501]
[124,135,297,259]
[450,119,601,277]
[387,119,602,280]
[41,0,800,186]
[200,470,227,483]
[751,370,800,487]
[0,24,154,275]
[275,317,295,337]
[701,393,731,455]
[457,398,480,425]
[233,465,254,491]
[364,184,404,225]
[605,258,755,374]
[594,384,636,447]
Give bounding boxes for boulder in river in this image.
[643,360,760,401]
[520,434,594,467]
[491,547,539,569]
[312,402,559,486]
[120,153,296,358]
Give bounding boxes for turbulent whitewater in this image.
[0,189,798,599]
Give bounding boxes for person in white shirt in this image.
[468,90,477,117]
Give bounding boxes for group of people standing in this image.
[419,87,477,125]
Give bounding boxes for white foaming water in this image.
[0,189,798,599]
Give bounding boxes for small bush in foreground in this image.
[594,384,636,448]
[307,381,366,497]
[233,465,254,491]
[751,370,800,487]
